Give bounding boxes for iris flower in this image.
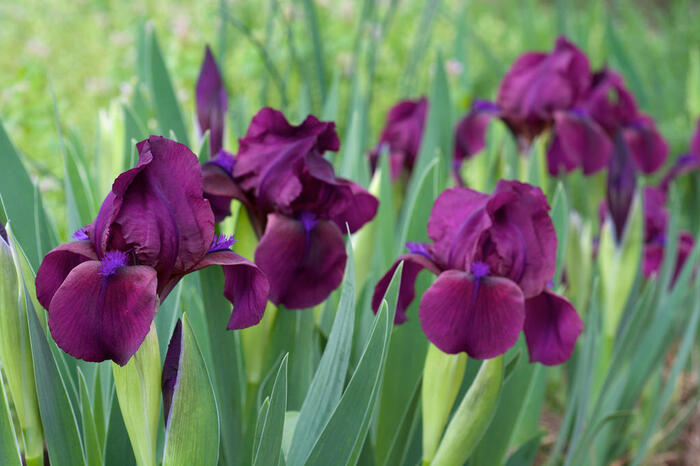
[36,136,269,365]
[202,108,378,309]
[454,36,667,178]
[372,180,582,365]
[368,97,428,180]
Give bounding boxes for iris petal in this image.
[196,46,228,155]
[419,270,525,358]
[48,261,158,366]
[523,290,582,365]
[371,253,442,324]
[255,214,346,309]
[36,241,98,310]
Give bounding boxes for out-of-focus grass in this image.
[1,0,699,227]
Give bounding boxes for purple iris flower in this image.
[454,38,668,178]
[202,108,378,309]
[196,46,228,156]
[372,180,583,365]
[369,97,428,180]
[35,136,269,365]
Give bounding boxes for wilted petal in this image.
[660,154,700,191]
[162,319,183,424]
[547,110,612,175]
[187,250,270,329]
[480,180,557,297]
[255,214,346,309]
[36,241,98,310]
[523,290,582,365]
[371,253,442,324]
[330,179,378,233]
[48,261,158,365]
[196,46,228,155]
[623,115,668,174]
[606,135,637,243]
[419,270,525,358]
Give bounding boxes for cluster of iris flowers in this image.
[33,36,699,375]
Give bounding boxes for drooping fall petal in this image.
[623,115,668,174]
[330,179,378,234]
[188,250,270,329]
[371,253,442,324]
[48,261,158,366]
[547,110,612,175]
[35,241,98,310]
[523,290,582,365]
[255,214,346,309]
[196,46,228,155]
[453,100,501,163]
[419,270,525,358]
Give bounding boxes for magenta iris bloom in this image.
[372,180,582,365]
[202,108,378,309]
[196,46,228,156]
[36,136,269,365]
[369,97,428,180]
[454,37,668,178]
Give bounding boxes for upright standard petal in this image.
[419,270,525,358]
[35,241,98,310]
[371,254,442,324]
[480,180,557,297]
[583,69,638,134]
[427,187,491,267]
[187,250,270,330]
[255,214,346,309]
[95,136,215,285]
[497,37,591,132]
[234,108,339,197]
[48,261,158,366]
[523,290,582,365]
[196,46,228,155]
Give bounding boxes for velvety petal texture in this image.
[255,214,347,309]
[196,46,228,155]
[36,241,98,310]
[453,100,500,162]
[48,261,158,366]
[547,110,612,175]
[369,97,428,179]
[419,271,525,358]
[497,36,591,135]
[622,115,668,174]
[523,290,582,365]
[371,254,442,324]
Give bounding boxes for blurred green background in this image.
[1,0,699,225]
